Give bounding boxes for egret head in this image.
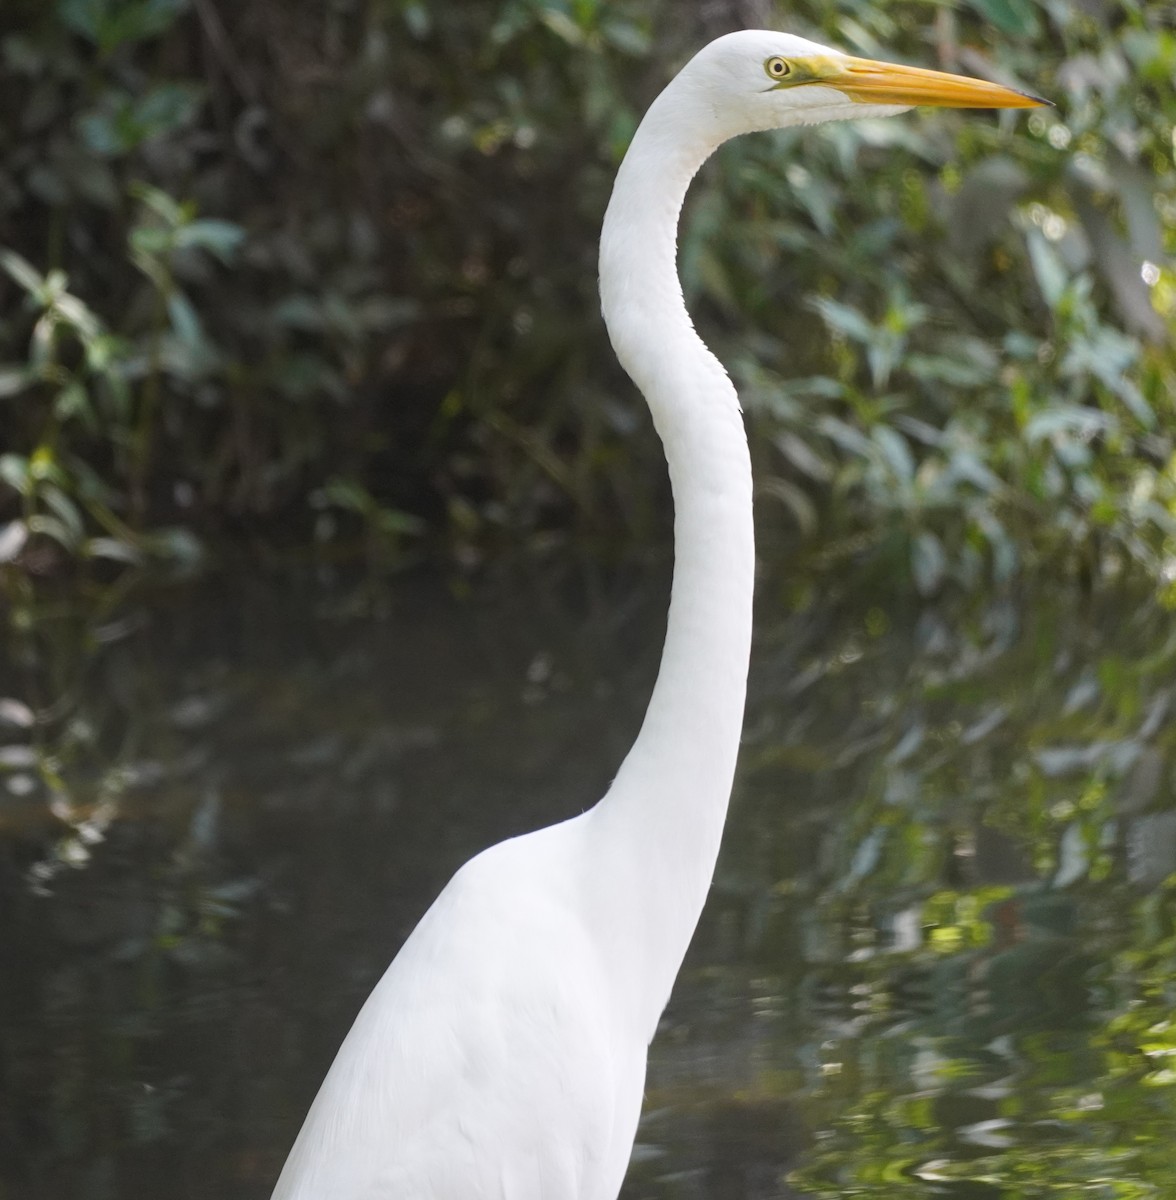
[677,30,1046,141]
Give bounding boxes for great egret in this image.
[270,29,1041,1199]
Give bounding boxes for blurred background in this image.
[1,0,1174,1196]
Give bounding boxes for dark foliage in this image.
[0,0,1172,589]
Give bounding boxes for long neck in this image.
[587,88,755,1038]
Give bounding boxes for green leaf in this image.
[130,225,174,259]
[537,9,585,45]
[54,292,101,339]
[0,366,30,398]
[85,536,145,565]
[174,219,245,264]
[401,2,430,38]
[77,110,124,157]
[818,415,874,459]
[29,446,68,486]
[774,432,834,484]
[601,16,652,57]
[873,426,915,484]
[82,84,202,157]
[141,526,203,565]
[27,513,79,551]
[271,295,322,330]
[964,0,1039,37]
[760,477,817,536]
[130,182,186,226]
[54,380,95,428]
[167,291,204,348]
[41,485,85,544]
[134,82,200,135]
[0,249,45,296]
[0,521,28,563]
[59,0,190,52]
[374,508,426,536]
[1024,406,1115,444]
[911,530,947,597]
[318,478,371,514]
[946,450,1004,497]
[0,454,30,493]
[57,0,105,42]
[906,354,992,388]
[1026,230,1068,311]
[810,295,875,344]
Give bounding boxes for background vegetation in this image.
[2,3,1176,1195]
[0,0,1172,595]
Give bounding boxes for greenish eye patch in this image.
[762,55,834,91]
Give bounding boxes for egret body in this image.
[271,29,1041,1200]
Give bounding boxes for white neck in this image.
[586,83,755,1039]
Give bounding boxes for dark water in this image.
[2,562,1175,1199]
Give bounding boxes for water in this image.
[2,562,1174,1199]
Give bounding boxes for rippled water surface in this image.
[3,564,1175,1199]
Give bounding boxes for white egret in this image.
[271,30,1042,1200]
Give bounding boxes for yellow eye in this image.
[765,56,791,80]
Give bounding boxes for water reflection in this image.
[1,565,1174,1198]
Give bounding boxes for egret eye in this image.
[765,56,791,80]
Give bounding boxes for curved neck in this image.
[588,88,755,1037]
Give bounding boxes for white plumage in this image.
[270,30,1041,1200]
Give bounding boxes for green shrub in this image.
[0,0,1172,588]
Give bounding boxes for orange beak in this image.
[819,55,1048,109]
